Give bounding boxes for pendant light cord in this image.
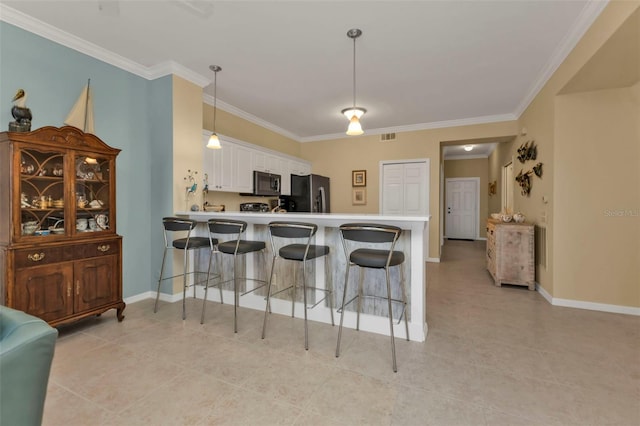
[352,36,357,109]
[213,70,217,133]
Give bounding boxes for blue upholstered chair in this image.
[0,306,58,426]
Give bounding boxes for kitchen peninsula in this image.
[177,211,430,342]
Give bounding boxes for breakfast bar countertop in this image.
[176,210,430,342]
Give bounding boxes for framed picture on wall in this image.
[352,170,366,187]
[352,188,366,205]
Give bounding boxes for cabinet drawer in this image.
[14,246,69,268]
[74,240,121,260]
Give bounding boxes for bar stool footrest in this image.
[337,294,407,324]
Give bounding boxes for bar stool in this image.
[335,223,409,372]
[202,219,267,332]
[154,217,213,320]
[261,221,334,350]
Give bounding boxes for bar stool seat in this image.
[349,249,404,268]
[217,240,265,254]
[280,244,329,261]
[201,219,267,331]
[154,217,214,320]
[262,221,334,350]
[336,223,409,372]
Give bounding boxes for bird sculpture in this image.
[10,89,32,132]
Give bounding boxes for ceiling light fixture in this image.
[464,145,473,152]
[342,28,365,136]
[206,65,222,149]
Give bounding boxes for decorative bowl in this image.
[490,213,501,220]
[501,214,513,223]
[513,212,526,223]
[205,205,224,212]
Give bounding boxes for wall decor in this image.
[488,180,497,196]
[515,138,542,196]
[352,187,367,205]
[517,140,537,163]
[533,162,543,177]
[515,169,532,196]
[352,169,366,187]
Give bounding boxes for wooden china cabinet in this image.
[0,126,125,326]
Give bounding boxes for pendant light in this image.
[341,28,366,136]
[206,65,222,149]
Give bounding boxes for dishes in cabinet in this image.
[95,214,109,229]
[20,161,35,174]
[52,199,64,208]
[22,221,39,235]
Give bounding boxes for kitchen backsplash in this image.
[203,191,277,212]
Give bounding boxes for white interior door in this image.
[381,160,429,217]
[445,178,478,239]
[381,164,404,215]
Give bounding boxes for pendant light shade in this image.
[343,28,365,136]
[207,65,222,149]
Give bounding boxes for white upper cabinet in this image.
[204,131,310,194]
[234,144,253,193]
[289,160,311,176]
[252,151,286,176]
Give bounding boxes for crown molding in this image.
[147,61,210,87]
[299,113,517,143]
[0,4,211,88]
[513,0,608,117]
[0,4,149,79]
[202,93,301,141]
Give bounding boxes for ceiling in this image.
[1,1,606,146]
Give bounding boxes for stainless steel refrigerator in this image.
[290,174,330,213]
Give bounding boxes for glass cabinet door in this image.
[19,148,67,238]
[74,154,112,234]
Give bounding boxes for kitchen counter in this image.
[176,211,430,342]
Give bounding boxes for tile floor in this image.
[43,240,639,425]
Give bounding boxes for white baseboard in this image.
[124,291,182,305]
[426,257,440,263]
[535,283,553,304]
[536,283,639,316]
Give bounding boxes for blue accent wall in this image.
[1,22,173,298]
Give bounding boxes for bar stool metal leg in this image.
[335,262,351,358]
[201,248,223,324]
[400,266,409,341]
[385,267,398,372]
[154,247,168,313]
[356,267,364,331]
[261,256,278,339]
[302,261,309,350]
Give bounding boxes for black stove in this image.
[240,202,270,212]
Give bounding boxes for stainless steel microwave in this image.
[252,171,281,196]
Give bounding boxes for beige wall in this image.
[487,140,515,215]
[443,158,489,238]
[171,76,204,292]
[554,84,639,306]
[300,122,518,259]
[517,1,639,305]
[173,76,205,211]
